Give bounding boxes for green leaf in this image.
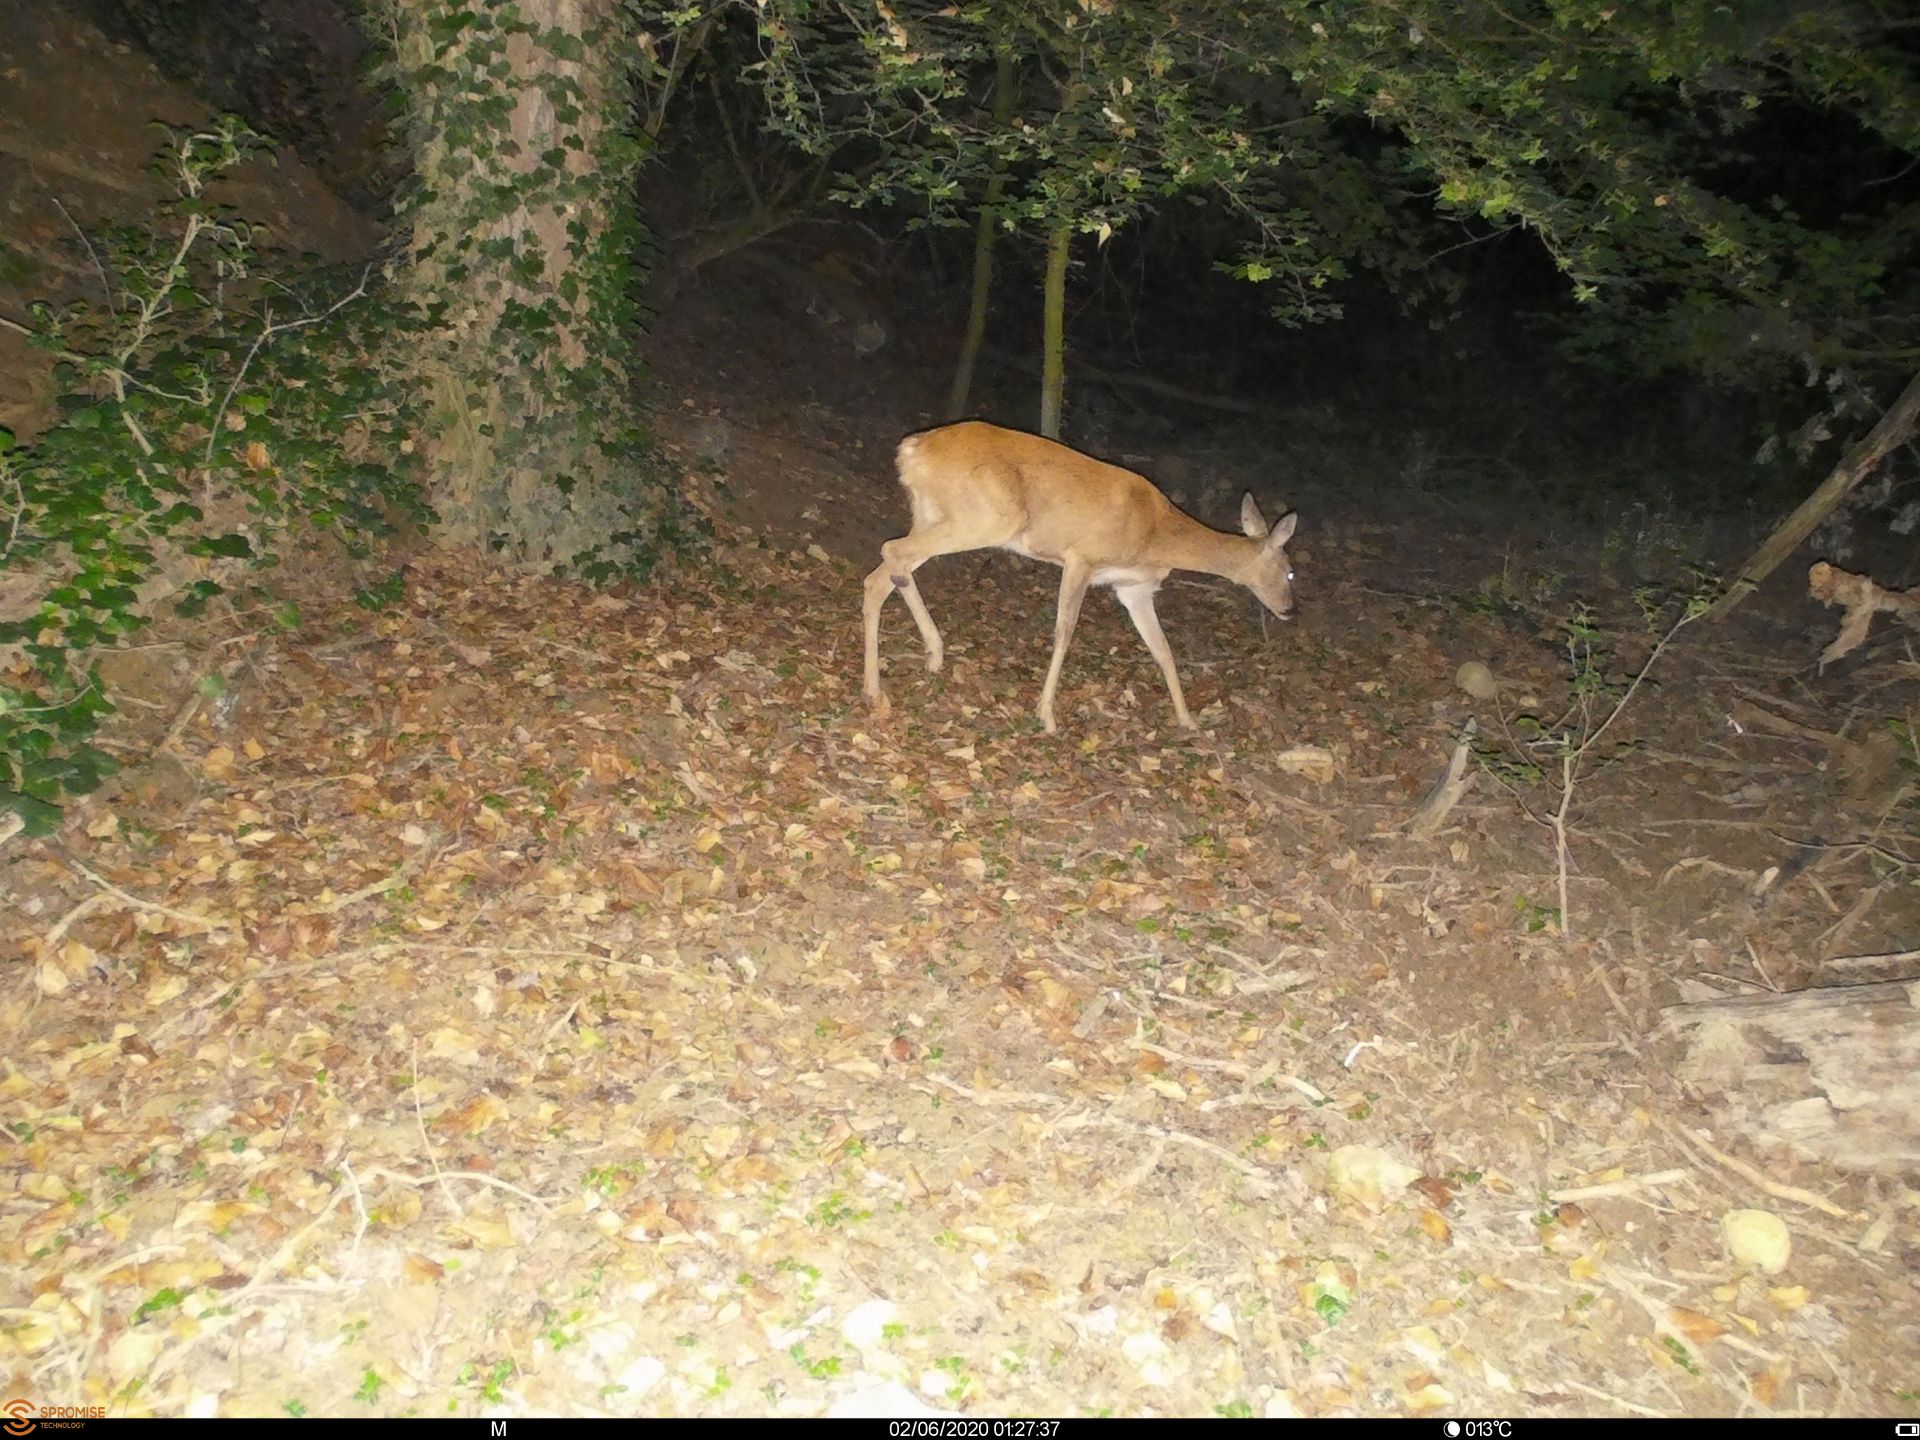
[174,580,223,617]
[189,533,255,559]
[0,790,63,836]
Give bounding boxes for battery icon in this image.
[1893,1424,1919,1436]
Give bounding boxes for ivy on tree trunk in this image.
[378,0,684,575]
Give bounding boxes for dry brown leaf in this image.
[1410,1175,1456,1209]
[427,1027,485,1065]
[118,1034,159,1062]
[438,1092,510,1135]
[1668,1307,1727,1344]
[448,1212,516,1250]
[718,1154,783,1185]
[620,1196,671,1240]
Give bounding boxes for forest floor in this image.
[5,278,1919,1418]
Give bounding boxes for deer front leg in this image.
[1037,559,1093,734]
[1114,580,1195,729]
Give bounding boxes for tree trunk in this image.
[1039,225,1071,440]
[385,0,670,572]
[1706,367,1920,621]
[946,50,1014,422]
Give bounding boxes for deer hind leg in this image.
[884,541,946,674]
[1113,580,1195,729]
[865,467,1025,715]
[863,560,902,713]
[864,522,991,710]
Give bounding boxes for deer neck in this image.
[1154,510,1258,581]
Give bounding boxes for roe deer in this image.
[862,421,1298,732]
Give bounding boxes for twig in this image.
[1561,1380,1675,1417]
[313,870,408,915]
[1134,1042,1328,1106]
[1407,717,1477,838]
[1133,1039,1255,1075]
[202,265,372,480]
[52,196,116,315]
[922,1072,1065,1110]
[43,893,111,948]
[1729,696,1837,745]
[1110,1137,1170,1196]
[1548,1168,1689,1203]
[248,941,731,988]
[155,687,206,756]
[1061,1113,1284,1197]
[1819,879,1887,959]
[1640,817,1793,831]
[1660,1122,1852,1219]
[1589,954,1641,1037]
[62,859,229,934]
[339,1156,372,1254]
[1548,609,1700,937]
[357,1166,555,1208]
[75,1244,187,1290]
[410,1036,461,1218]
[1824,945,1920,970]
[138,1155,552,1388]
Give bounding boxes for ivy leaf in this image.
[174,580,224,617]
[0,790,63,837]
[189,533,255,559]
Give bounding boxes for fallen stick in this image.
[1409,717,1478,839]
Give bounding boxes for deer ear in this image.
[1263,511,1298,550]
[1240,492,1269,539]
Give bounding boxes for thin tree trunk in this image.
[1039,224,1071,440]
[946,50,1014,421]
[1707,367,1920,621]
